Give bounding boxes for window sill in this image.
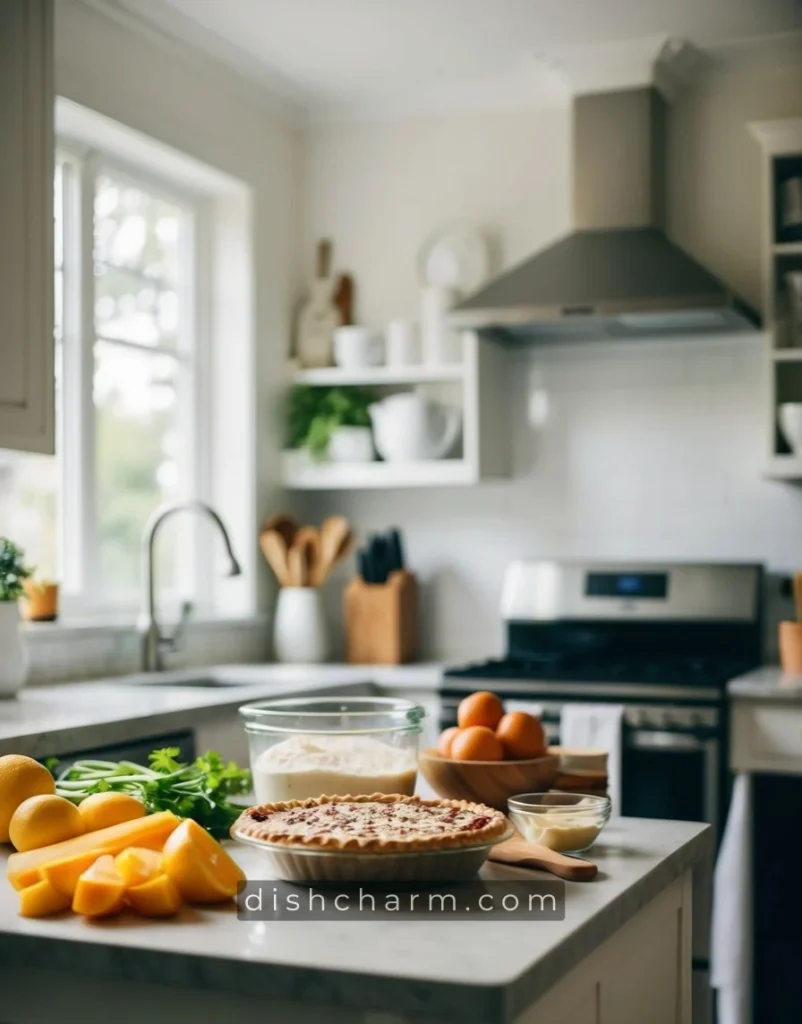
[23,613,270,644]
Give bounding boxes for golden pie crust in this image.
[233,793,508,854]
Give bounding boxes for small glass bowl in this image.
[507,792,612,855]
[239,697,425,804]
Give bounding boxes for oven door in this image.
[622,728,720,838]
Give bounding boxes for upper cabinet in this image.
[0,0,54,454]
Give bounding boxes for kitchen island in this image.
[0,818,711,1024]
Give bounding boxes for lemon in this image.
[0,754,56,843]
[78,792,146,833]
[9,794,84,852]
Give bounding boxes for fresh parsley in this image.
[55,749,251,839]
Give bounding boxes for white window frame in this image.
[55,138,212,619]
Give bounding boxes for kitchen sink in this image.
[120,676,247,688]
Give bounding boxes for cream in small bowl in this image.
[507,792,612,854]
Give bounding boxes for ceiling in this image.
[106,0,801,115]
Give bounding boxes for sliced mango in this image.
[115,846,163,887]
[19,878,72,918]
[72,854,125,918]
[126,873,182,917]
[7,811,180,890]
[162,819,245,903]
[40,848,107,897]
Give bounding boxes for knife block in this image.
[344,570,419,664]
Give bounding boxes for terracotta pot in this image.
[22,581,59,622]
[779,620,802,673]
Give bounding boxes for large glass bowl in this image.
[239,696,424,803]
[507,792,612,855]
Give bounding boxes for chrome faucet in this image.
[140,501,242,672]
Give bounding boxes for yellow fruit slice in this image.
[40,848,108,897]
[7,810,180,890]
[72,854,125,918]
[19,878,72,918]
[115,846,162,887]
[0,755,56,843]
[9,794,85,852]
[126,873,182,917]
[78,792,146,832]
[162,819,245,903]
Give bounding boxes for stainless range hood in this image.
[449,88,760,342]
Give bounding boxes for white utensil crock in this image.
[273,588,329,664]
[0,602,28,697]
[386,319,419,366]
[328,425,374,463]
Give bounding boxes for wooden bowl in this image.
[418,749,560,810]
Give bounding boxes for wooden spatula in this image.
[316,516,353,585]
[259,529,291,587]
[293,527,321,587]
[794,571,802,622]
[262,513,298,550]
[488,834,598,882]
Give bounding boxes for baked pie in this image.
[233,792,508,854]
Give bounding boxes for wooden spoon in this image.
[259,529,291,587]
[287,544,308,587]
[316,516,353,585]
[261,513,298,550]
[488,834,598,882]
[292,527,321,587]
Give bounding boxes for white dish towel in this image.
[711,773,753,1024]
[559,704,624,814]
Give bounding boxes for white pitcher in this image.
[369,393,461,462]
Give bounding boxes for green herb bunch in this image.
[288,385,375,460]
[54,748,252,839]
[0,538,33,602]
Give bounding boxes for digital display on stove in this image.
[585,572,668,600]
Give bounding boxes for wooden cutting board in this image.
[296,240,342,368]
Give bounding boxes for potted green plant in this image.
[287,386,376,462]
[0,538,33,697]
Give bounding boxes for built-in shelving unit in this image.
[750,118,802,479]
[281,331,510,490]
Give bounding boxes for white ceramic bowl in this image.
[328,425,374,463]
[333,326,384,368]
[779,403,802,453]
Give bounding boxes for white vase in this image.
[273,588,329,664]
[0,601,28,698]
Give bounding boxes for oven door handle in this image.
[626,730,709,752]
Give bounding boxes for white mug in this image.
[333,326,384,368]
[386,319,419,366]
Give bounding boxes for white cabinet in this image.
[0,0,54,454]
[731,699,802,773]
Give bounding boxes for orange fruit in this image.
[126,873,182,918]
[9,794,84,852]
[437,727,461,758]
[115,846,163,887]
[450,725,504,762]
[496,712,547,759]
[0,755,56,842]
[72,854,125,917]
[457,691,504,731]
[78,792,146,833]
[40,849,108,897]
[18,878,71,918]
[162,819,245,904]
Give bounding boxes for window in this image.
[0,147,202,611]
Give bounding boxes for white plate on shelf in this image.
[417,222,490,294]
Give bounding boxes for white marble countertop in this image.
[0,818,711,1023]
[727,665,802,701]
[0,663,444,759]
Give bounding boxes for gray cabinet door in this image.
[0,0,54,453]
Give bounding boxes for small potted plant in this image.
[287,385,376,463]
[0,538,33,697]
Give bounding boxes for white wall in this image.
[55,0,303,613]
[294,65,802,660]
